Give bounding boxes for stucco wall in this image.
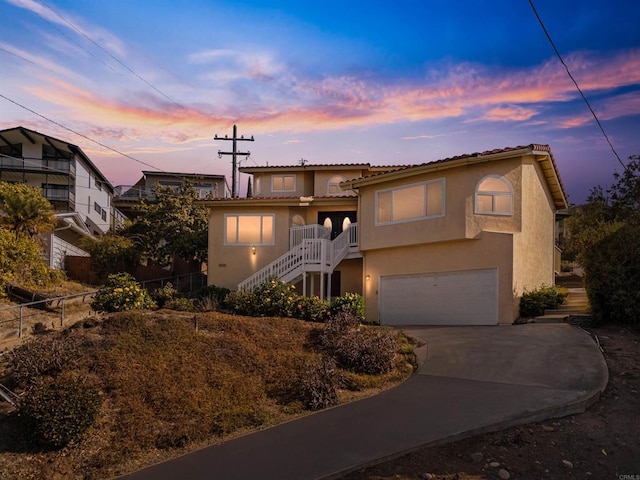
[207,200,358,290]
[313,169,363,196]
[512,157,556,316]
[363,232,515,324]
[208,205,292,289]
[358,158,522,252]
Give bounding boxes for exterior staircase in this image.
[533,287,591,324]
[238,223,359,294]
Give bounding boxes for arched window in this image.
[475,175,513,215]
[291,214,305,227]
[342,216,352,232]
[327,175,347,195]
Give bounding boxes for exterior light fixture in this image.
[251,245,256,255]
[365,274,371,281]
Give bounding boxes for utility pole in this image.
[214,125,254,198]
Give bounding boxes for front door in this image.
[317,211,356,240]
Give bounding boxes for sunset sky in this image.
[1,0,639,203]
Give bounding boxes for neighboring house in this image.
[113,171,227,218]
[202,145,568,326]
[0,126,125,267]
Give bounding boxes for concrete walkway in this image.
[121,324,608,480]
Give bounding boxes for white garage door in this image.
[379,268,498,326]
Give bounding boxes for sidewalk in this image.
[121,324,608,480]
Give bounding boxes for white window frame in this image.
[271,174,296,193]
[327,175,347,196]
[375,178,446,226]
[254,177,261,195]
[224,213,276,246]
[474,175,513,216]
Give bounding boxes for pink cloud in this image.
[18,48,640,151]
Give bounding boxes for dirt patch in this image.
[344,324,640,480]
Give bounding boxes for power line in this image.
[0,93,230,195]
[16,1,118,74]
[33,0,180,107]
[528,0,626,170]
[0,93,165,172]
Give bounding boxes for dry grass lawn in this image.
[0,310,415,480]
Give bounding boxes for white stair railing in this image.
[289,224,331,248]
[238,223,358,292]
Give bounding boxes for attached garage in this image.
[378,268,498,326]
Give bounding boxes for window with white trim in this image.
[475,175,513,215]
[272,175,296,192]
[327,175,347,195]
[225,214,275,245]
[376,179,445,225]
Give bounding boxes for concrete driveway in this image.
[121,324,608,480]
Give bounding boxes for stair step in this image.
[533,314,568,323]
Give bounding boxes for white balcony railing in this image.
[238,223,358,292]
[289,223,331,248]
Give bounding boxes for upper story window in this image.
[327,175,347,195]
[0,143,22,157]
[42,144,72,160]
[376,179,445,225]
[475,175,513,215]
[272,175,296,192]
[225,214,275,245]
[254,177,261,195]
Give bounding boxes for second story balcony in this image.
[0,154,76,177]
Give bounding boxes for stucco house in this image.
[114,171,227,218]
[202,144,568,326]
[0,126,126,268]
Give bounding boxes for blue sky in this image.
[1,0,639,203]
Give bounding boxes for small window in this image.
[101,208,107,221]
[375,179,445,225]
[475,175,513,215]
[254,177,261,195]
[225,214,275,245]
[272,175,296,192]
[327,175,347,195]
[94,201,101,214]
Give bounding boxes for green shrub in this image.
[294,295,330,322]
[583,222,640,326]
[91,273,154,313]
[79,235,139,283]
[196,285,231,308]
[165,297,196,312]
[296,357,339,410]
[0,227,65,293]
[19,377,102,449]
[225,289,258,316]
[253,278,299,317]
[519,284,568,318]
[151,282,178,308]
[330,292,365,322]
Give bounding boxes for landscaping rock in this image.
[470,452,483,463]
[489,461,500,467]
[498,468,511,479]
[563,459,574,469]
